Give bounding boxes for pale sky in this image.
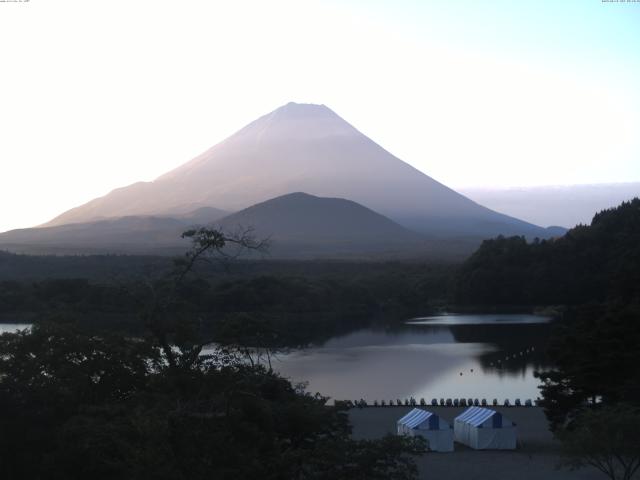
[1,0,639,233]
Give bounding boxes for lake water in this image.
[0,314,554,404]
[0,324,31,335]
[272,314,554,404]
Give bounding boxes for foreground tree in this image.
[0,322,161,479]
[139,226,269,370]
[535,304,640,480]
[557,405,640,480]
[0,227,426,480]
[535,303,640,430]
[0,321,425,480]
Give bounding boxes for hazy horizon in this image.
[1,1,639,233]
[461,182,640,228]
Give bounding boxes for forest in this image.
[0,258,453,348]
[0,227,435,479]
[453,198,640,306]
[1,200,640,479]
[453,199,640,479]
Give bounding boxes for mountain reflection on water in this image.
[272,314,554,403]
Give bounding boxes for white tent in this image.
[454,406,516,450]
[396,408,454,452]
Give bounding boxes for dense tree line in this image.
[0,250,456,282]
[453,199,640,479]
[0,266,452,347]
[536,302,640,429]
[0,250,173,281]
[453,198,640,306]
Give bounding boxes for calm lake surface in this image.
[0,314,554,403]
[272,314,554,403]
[0,324,31,335]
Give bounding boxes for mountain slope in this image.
[0,193,438,258]
[217,192,422,254]
[44,102,551,239]
[0,216,192,254]
[0,204,230,255]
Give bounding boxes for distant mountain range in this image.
[1,102,566,258]
[0,216,191,255]
[0,193,453,258]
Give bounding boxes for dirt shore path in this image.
[349,407,604,479]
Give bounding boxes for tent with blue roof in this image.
[396,408,453,452]
[454,406,516,449]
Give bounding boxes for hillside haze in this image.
[0,193,429,258]
[45,102,551,239]
[0,216,191,255]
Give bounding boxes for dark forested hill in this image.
[453,198,640,306]
[216,192,426,257]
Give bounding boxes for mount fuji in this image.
[1,102,561,257]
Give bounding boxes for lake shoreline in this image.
[444,304,566,317]
[349,406,601,479]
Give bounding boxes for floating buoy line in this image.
[488,346,536,368]
[342,397,537,408]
